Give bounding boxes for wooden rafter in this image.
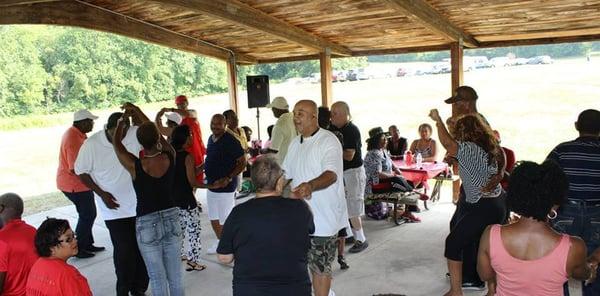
[0,0,59,7]
[152,0,352,56]
[479,34,600,48]
[0,1,257,63]
[383,0,479,48]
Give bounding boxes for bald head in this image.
[331,101,351,128]
[0,192,24,221]
[293,100,319,137]
[210,113,226,137]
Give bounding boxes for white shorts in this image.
[206,191,235,225]
[344,166,366,218]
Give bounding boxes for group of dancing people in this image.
[1,87,599,296]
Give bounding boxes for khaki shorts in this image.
[344,166,366,218]
[307,235,338,276]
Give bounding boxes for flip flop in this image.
[186,262,207,272]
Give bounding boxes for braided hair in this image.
[507,160,568,222]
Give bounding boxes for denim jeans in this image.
[63,190,96,250]
[136,207,184,296]
[553,199,600,296]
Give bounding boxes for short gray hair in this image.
[251,155,283,191]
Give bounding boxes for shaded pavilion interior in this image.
[2,0,600,115]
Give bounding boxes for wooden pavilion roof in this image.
[2,0,600,64]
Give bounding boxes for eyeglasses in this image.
[58,234,77,244]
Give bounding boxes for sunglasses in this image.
[58,234,77,244]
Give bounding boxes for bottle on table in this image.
[416,152,423,169]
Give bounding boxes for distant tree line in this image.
[1,25,597,117]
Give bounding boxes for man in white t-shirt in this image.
[283,100,347,296]
[74,112,148,296]
[267,96,297,164]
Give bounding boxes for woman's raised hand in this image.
[429,109,442,123]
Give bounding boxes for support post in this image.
[319,50,333,107]
[226,56,239,114]
[450,40,464,117]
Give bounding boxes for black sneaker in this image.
[344,237,355,245]
[348,240,369,253]
[337,256,349,270]
[461,281,485,291]
[87,245,106,252]
[75,250,95,259]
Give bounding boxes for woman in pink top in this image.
[477,160,596,296]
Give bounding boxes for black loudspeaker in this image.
[247,75,270,108]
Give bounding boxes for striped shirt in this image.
[547,136,600,200]
[456,141,502,203]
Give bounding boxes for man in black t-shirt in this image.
[330,101,369,254]
[217,155,314,296]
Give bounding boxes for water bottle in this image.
[416,152,423,169]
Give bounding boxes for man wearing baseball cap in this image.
[56,109,104,259]
[266,96,297,164]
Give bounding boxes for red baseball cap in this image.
[175,95,188,105]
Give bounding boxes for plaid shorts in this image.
[308,235,338,276]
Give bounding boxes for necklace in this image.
[144,151,162,158]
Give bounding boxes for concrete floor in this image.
[23,190,582,296]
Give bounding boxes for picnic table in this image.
[392,159,454,209]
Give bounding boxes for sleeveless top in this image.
[172,150,197,210]
[490,224,570,296]
[132,152,176,216]
[413,139,435,158]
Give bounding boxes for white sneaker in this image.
[207,241,219,254]
[328,289,336,296]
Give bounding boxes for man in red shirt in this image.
[171,95,207,182]
[0,193,38,296]
[56,109,104,259]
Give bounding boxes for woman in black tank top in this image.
[171,125,210,271]
[113,103,185,296]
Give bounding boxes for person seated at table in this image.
[477,160,596,296]
[429,110,506,296]
[26,218,93,296]
[387,125,408,158]
[217,155,314,296]
[364,127,421,223]
[409,123,437,162]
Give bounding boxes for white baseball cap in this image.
[166,112,183,125]
[73,109,99,122]
[266,96,289,110]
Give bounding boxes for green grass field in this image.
[1,58,598,212]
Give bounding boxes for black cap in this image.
[445,86,478,104]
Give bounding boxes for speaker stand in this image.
[255,107,261,141]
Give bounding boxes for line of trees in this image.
[1,25,598,117]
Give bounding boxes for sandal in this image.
[186,262,207,272]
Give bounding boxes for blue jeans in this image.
[553,199,600,296]
[136,207,184,296]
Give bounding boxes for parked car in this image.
[490,57,515,67]
[356,68,369,80]
[527,55,553,64]
[346,69,358,81]
[514,58,529,65]
[396,67,407,77]
[336,70,347,82]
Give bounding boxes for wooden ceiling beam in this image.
[383,0,479,48]
[0,1,257,64]
[479,34,600,48]
[0,0,60,7]
[152,0,352,56]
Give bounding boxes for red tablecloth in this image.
[392,160,448,190]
